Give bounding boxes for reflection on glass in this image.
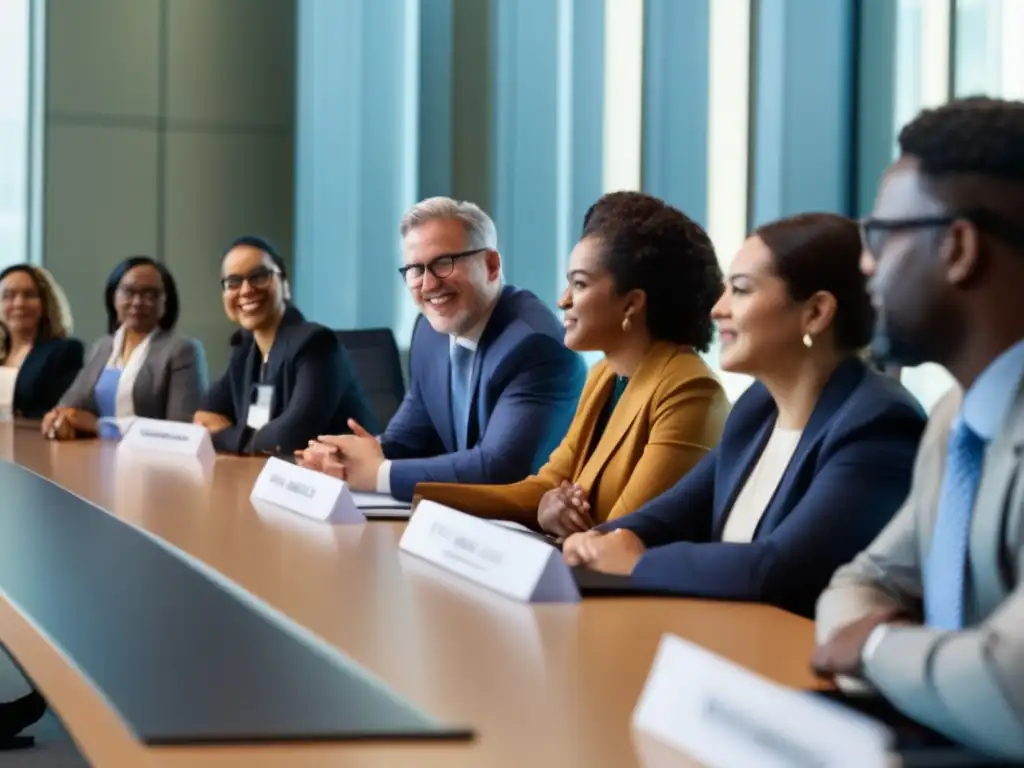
[887,0,957,412]
[954,0,1024,99]
[0,1,29,269]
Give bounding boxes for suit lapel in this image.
[462,288,511,447]
[712,418,775,539]
[573,367,620,491]
[713,358,866,540]
[576,345,680,493]
[261,306,305,414]
[131,331,163,414]
[969,378,1024,618]
[431,336,455,452]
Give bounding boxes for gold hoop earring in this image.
[803,333,813,349]
[622,317,632,333]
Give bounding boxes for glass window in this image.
[884,0,958,412]
[0,1,30,269]
[955,0,1024,99]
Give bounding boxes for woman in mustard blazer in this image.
[416,192,730,536]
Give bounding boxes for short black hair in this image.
[756,213,874,352]
[105,256,180,334]
[581,191,722,352]
[223,235,288,279]
[899,97,1024,180]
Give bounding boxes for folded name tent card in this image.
[118,417,214,465]
[251,457,365,524]
[398,500,579,603]
[633,634,892,768]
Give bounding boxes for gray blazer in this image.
[59,330,208,422]
[816,384,1024,759]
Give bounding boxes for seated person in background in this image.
[0,264,83,419]
[813,98,1024,758]
[42,256,208,440]
[298,197,587,501]
[563,212,927,618]
[414,191,730,534]
[194,236,377,454]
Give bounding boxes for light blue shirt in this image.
[960,338,1024,440]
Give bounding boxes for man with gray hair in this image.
[300,196,586,501]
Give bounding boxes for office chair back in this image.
[335,328,406,429]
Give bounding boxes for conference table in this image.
[0,422,821,767]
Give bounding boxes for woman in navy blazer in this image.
[563,213,927,617]
[0,264,84,419]
[193,236,377,454]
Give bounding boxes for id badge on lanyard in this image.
[247,360,273,430]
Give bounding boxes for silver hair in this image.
[399,197,498,251]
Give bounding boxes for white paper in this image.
[350,492,410,510]
[633,634,892,768]
[250,457,365,524]
[398,500,579,603]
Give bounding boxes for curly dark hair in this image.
[755,213,874,352]
[580,191,722,351]
[899,97,1024,179]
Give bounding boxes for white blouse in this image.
[0,366,18,414]
[720,425,803,543]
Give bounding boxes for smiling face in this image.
[401,218,502,337]
[558,236,636,351]
[115,264,166,333]
[712,236,809,375]
[221,246,286,331]
[0,269,43,339]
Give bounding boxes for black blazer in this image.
[200,306,377,454]
[12,337,85,419]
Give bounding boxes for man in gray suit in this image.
[813,97,1024,759]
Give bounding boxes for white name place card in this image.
[633,634,892,768]
[250,457,364,524]
[399,501,579,603]
[118,417,214,464]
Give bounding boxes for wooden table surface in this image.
[0,423,821,767]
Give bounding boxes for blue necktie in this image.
[450,344,474,451]
[924,420,986,630]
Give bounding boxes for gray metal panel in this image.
[46,0,162,119]
[0,462,471,744]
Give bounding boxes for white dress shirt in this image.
[0,366,19,415]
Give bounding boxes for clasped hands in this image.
[543,481,646,575]
[295,419,382,492]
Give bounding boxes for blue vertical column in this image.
[749,0,856,226]
[856,0,898,216]
[488,0,604,306]
[418,0,453,199]
[642,0,710,225]
[293,0,419,330]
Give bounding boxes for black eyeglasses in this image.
[221,267,280,293]
[117,285,163,303]
[398,248,487,285]
[861,208,1024,258]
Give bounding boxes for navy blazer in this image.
[382,285,587,501]
[601,358,927,617]
[12,337,84,419]
[200,306,377,454]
